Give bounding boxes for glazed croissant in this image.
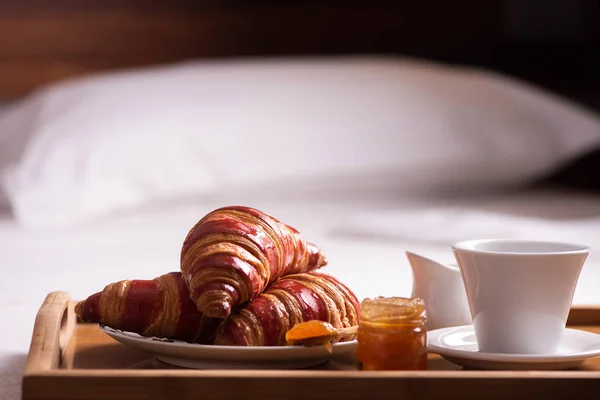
[180,206,327,318]
[214,271,360,346]
[74,272,218,343]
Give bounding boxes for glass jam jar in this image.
[357,296,427,371]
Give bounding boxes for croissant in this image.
[74,272,219,343]
[180,206,328,318]
[213,271,360,346]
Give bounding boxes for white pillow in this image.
[1,56,599,229]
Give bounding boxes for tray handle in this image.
[23,291,75,375]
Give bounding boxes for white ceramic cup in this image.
[452,239,590,355]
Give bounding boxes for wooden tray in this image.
[22,292,600,400]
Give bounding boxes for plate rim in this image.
[427,325,600,363]
[99,324,358,352]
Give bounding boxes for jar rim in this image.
[360,296,426,322]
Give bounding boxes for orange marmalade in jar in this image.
[357,296,427,371]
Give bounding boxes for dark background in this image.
[0,0,598,109]
[461,0,599,113]
[0,0,598,188]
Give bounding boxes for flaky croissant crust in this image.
[74,271,361,348]
[214,271,360,346]
[74,272,218,343]
[180,206,327,318]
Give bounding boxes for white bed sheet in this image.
[2,188,600,399]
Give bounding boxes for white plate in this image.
[100,325,358,369]
[428,325,600,370]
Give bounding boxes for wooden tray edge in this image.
[20,293,600,400]
[567,306,600,325]
[21,293,600,379]
[23,291,75,376]
[21,371,600,400]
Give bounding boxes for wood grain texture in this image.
[567,306,600,326]
[0,1,505,98]
[23,292,73,375]
[23,376,600,400]
[22,292,600,400]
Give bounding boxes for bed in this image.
[1,1,600,399]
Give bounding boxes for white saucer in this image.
[428,325,600,370]
[100,325,357,369]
